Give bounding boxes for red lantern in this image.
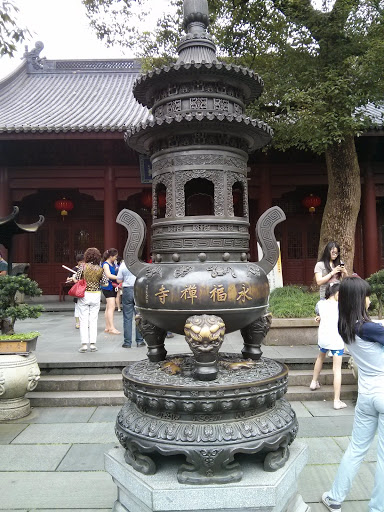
[54,198,74,217]
[141,189,152,209]
[302,194,321,213]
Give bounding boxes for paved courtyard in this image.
[0,309,376,511]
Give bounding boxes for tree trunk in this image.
[318,135,361,275]
[0,318,14,335]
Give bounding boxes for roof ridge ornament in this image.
[23,41,45,71]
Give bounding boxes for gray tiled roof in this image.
[362,102,384,126]
[0,46,382,134]
[0,56,150,134]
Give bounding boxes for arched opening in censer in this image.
[232,181,244,217]
[155,183,166,219]
[185,178,214,216]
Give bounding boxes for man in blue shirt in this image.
[0,251,8,275]
[116,261,145,348]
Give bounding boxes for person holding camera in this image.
[314,241,348,299]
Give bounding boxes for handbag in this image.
[68,279,86,298]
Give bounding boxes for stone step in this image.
[286,384,357,402]
[288,369,356,386]
[35,369,356,393]
[36,373,123,392]
[26,390,126,407]
[27,370,358,407]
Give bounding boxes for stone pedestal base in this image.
[0,353,40,421]
[0,397,30,421]
[105,442,310,512]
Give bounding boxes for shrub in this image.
[0,275,44,335]
[269,285,319,318]
[366,270,384,319]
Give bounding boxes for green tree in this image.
[0,0,29,57]
[0,275,43,334]
[367,269,384,318]
[84,0,384,272]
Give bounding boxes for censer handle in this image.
[116,209,150,276]
[256,206,286,275]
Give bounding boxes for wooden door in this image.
[276,216,321,286]
[29,220,104,295]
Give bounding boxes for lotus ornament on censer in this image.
[115,0,298,484]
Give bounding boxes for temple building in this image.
[0,43,383,294]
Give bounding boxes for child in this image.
[309,282,347,410]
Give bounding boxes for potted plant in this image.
[0,274,44,421]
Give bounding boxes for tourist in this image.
[73,247,108,352]
[322,277,384,511]
[101,248,120,335]
[309,282,347,410]
[66,253,84,329]
[314,241,348,298]
[117,260,145,348]
[0,250,8,275]
[114,255,123,312]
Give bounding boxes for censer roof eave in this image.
[132,62,265,109]
[125,112,273,155]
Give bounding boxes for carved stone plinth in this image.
[105,441,310,512]
[115,354,298,484]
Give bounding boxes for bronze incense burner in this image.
[115,0,297,484]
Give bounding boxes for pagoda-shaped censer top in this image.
[118,0,285,340]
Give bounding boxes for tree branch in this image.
[330,0,360,27]
[271,0,325,40]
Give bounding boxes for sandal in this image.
[89,344,98,352]
[309,380,320,391]
[78,345,88,353]
[334,400,347,410]
[109,329,121,335]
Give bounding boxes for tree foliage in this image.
[367,269,384,318]
[84,0,384,271]
[83,0,384,152]
[0,0,29,57]
[0,275,43,334]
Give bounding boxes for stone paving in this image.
[0,309,376,511]
[0,402,374,511]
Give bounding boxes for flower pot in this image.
[0,336,38,355]
[0,353,40,420]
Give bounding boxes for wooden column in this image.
[257,166,272,218]
[0,167,11,260]
[0,167,11,217]
[362,166,379,277]
[104,166,118,250]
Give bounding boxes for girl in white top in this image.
[322,276,384,512]
[310,282,347,410]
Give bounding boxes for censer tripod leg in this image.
[184,314,225,381]
[240,313,272,360]
[136,315,167,362]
